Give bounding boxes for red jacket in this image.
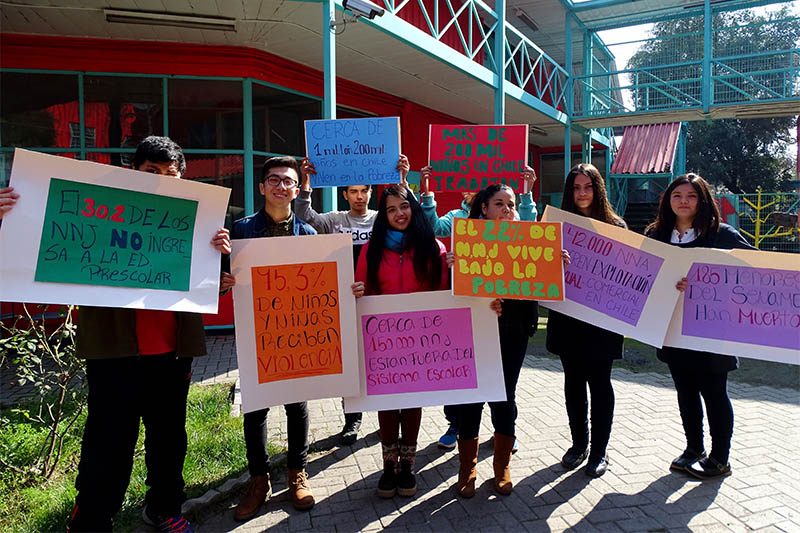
[355,239,449,295]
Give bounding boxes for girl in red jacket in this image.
[352,184,449,498]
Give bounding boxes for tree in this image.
[627,8,799,192]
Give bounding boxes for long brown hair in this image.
[645,173,720,242]
[561,163,623,225]
[367,185,442,293]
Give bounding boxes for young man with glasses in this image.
[222,156,317,521]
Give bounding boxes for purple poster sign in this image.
[562,222,664,326]
[682,263,800,350]
[362,308,477,396]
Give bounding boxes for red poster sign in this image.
[427,124,529,193]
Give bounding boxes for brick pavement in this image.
[192,335,800,533]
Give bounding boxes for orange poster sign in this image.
[251,261,343,383]
[452,219,564,300]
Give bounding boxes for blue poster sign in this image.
[304,117,401,187]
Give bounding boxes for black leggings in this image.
[560,355,614,458]
[668,364,733,463]
[457,329,528,439]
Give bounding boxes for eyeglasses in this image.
[265,176,298,188]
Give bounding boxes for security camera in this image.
[343,0,385,20]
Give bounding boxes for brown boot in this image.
[456,437,479,498]
[288,469,315,511]
[234,474,272,522]
[493,433,515,495]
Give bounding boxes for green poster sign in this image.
[35,178,198,291]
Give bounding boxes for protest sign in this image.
[541,206,691,347]
[344,291,504,412]
[427,124,528,192]
[232,234,360,411]
[35,178,197,291]
[304,117,400,187]
[0,149,230,313]
[664,247,800,365]
[452,218,564,301]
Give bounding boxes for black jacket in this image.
[648,223,755,373]
[546,310,624,360]
[499,299,539,339]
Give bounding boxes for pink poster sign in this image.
[562,222,664,326]
[362,307,478,395]
[682,263,800,350]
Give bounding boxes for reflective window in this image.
[1,72,79,148]
[84,76,163,150]
[253,84,320,156]
[184,154,245,227]
[169,79,243,150]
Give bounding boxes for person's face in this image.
[482,189,516,221]
[572,173,594,214]
[670,183,699,222]
[137,160,181,179]
[344,186,371,213]
[385,195,412,231]
[259,166,299,208]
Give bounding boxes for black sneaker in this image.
[670,449,707,473]
[340,417,362,446]
[142,506,194,533]
[376,461,397,498]
[561,446,588,470]
[396,460,417,497]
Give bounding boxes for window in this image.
[83,75,163,150]
[169,79,243,150]
[252,83,320,156]
[0,72,79,148]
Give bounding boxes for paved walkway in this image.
[191,334,800,533]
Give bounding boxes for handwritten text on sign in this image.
[362,308,477,395]
[453,219,564,300]
[563,222,663,326]
[428,124,528,192]
[252,262,344,383]
[35,178,197,291]
[305,117,400,187]
[682,263,800,350]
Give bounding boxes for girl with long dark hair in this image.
[546,163,626,478]
[454,183,550,498]
[646,173,754,479]
[351,185,449,498]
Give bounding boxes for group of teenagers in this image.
[0,135,754,533]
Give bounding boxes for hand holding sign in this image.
[0,186,18,219]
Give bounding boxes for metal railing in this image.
[376,0,569,114]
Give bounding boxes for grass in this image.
[531,312,800,390]
[0,383,256,533]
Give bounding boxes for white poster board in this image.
[231,233,360,412]
[344,291,505,412]
[541,206,691,347]
[0,149,230,313]
[664,247,800,365]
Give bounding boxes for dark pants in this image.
[668,363,733,463]
[560,355,614,458]
[244,402,309,475]
[443,405,459,428]
[378,408,422,446]
[340,399,362,426]
[458,329,528,439]
[70,355,192,531]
